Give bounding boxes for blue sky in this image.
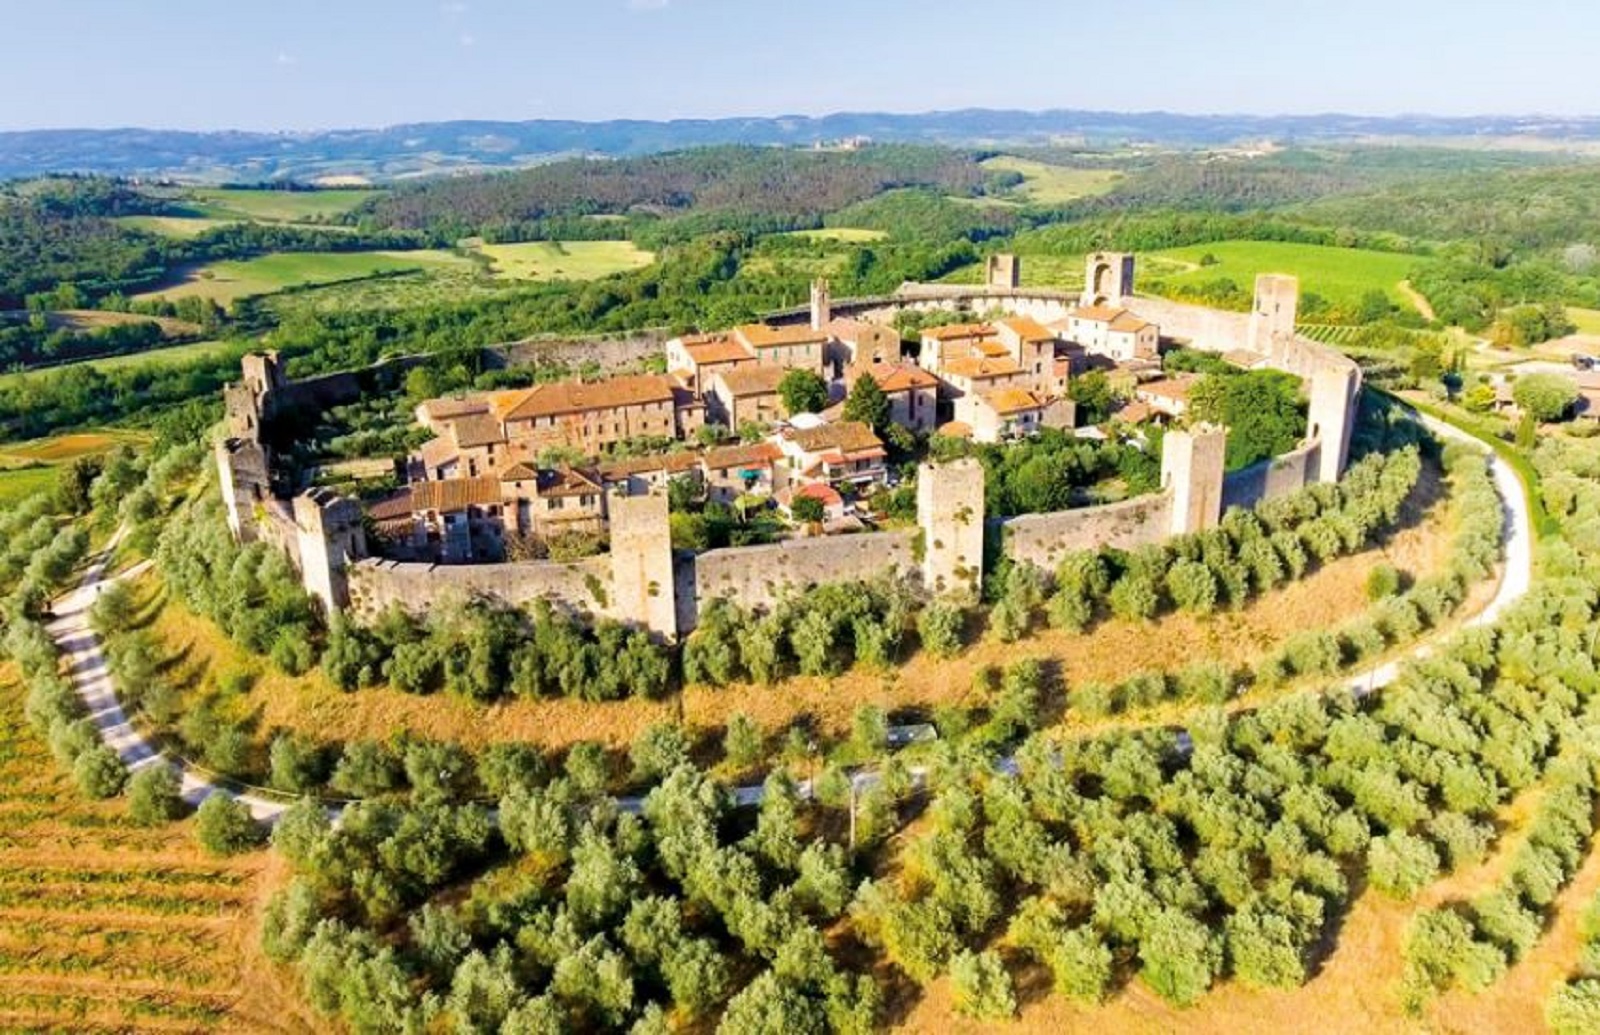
[1,0,1596,131]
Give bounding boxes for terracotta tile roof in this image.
[418,396,489,423]
[539,467,603,497]
[411,476,502,513]
[787,420,883,456]
[976,340,1013,358]
[786,482,842,508]
[705,442,782,471]
[450,413,505,449]
[1109,312,1153,333]
[1113,401,1154,424]
[1073,304,1127,323]
[367,489,416,521]
[937,421,974,439]
[502,374,676,422]
[981,387,1048,416]
[599,451,701,478]
[997,316,1057,342]
[862,362,939,393]
[922,322,993,341]
[713,365,787,397]
[682,336,756,365]
[734,323,831,349]
[501,463,540,482]
[942,356,1023,379]
[825,318,898,345]
[418,436,458,472]
[1137,376,1196,402]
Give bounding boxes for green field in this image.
[983,155,1125,205]
[184,187,375,223]
[1567,307,1600,335]
[116,214,237,239]
[132,250,469,307]
[1146,240,1430,311]
[940,253,1087,290]
[780,227,888,243]
[0,430,151,506]
[476,240,656,281]
[0,339,241,391]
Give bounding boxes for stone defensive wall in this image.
[346,554,613,621]
[998,494,1174,572]
[678,529,919,631]
[215,254,1366,642]
[1222,440,1323,512]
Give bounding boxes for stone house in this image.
[732,323,831,374]
[500,374,682,456]
[858,362,940,433]
[707,365,787,429]
[1063,305,1160,363]
[958,387,1050,443]
[664,333,759,394]
[703,441,784,504]
[774,420,888,488]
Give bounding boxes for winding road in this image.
[44,411,1536,823]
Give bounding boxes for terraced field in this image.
[0,666,290,1033]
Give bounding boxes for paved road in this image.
[45,417,1534,821]
[46,528,291,821]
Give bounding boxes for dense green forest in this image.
[353,145,1011,245]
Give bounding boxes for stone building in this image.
[706,365,787,429]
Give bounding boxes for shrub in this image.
[127,763,187,825]
[1548,980,1600,1035]
[73,743,127,799]
[631,723,692,783]
[1166,559,1219,615]
[949,949,1016,1020]
[195,793,266,855]
[1513,372,1580,422]
[1369,832,1441,900]
[1366,563,1402,600]
[917,603,966,658]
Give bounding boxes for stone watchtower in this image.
[224,350,287,440]
[810,279,832,331]
[1248,274,1300,356]
[293,488,368,612]
[1161,425,1228,536]
[1309,363,1361,483]
[1084,252,1135,307]
[985,254,1021,290]
[608,491,678,641]
[916,458,986,602]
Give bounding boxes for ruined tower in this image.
[809,278,832,331]
[215,437,270,543]
[1161,425,1228,536]
[1247,274,1300,357]
[608,491,678,641]
[1083,252,1135,307]
[293,489,368,612]
[985,254,1021,290]
[917,458,986,602]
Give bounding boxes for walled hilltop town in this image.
[215,251,1360,641]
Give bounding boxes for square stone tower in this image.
[1309,363,1361,483]
[1161,425,1228,535]
[1084,252,1135,306]
[608,491,678,641]
[810,278,831,331]
[986,254,1021,290]
[1248,274,1300,357]
[917,458,986,601]
[293,488,367,612]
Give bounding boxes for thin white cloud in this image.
[275,52,297,66]
[628,0,670,10]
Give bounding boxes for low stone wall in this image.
[999,493,1173,572]
[1223,441,1321,511]
[681,529,918,629]
[346,555,613,621]
[488,334,666,374]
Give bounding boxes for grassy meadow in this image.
[132,250,470,308]
[0,339,240,391]
[780,227,889,243]
[1146,240,1431,312]
[183,187,375,223]
[476,240,655,281]
[982,155,1125,205]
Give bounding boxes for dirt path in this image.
[1400,279,1437,322]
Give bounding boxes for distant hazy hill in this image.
[5,109,1600,183]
